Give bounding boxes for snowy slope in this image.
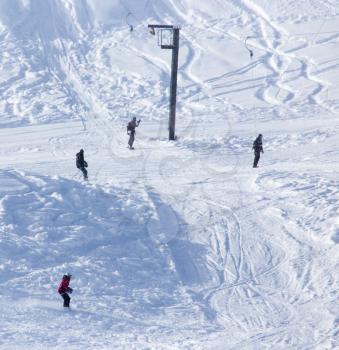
[0,0,338,349]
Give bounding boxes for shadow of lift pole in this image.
[148,24,180,141]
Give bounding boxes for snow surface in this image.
[0,0,338,349]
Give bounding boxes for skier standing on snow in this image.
[252,134,264,168]
[58,273,73,308]
[127,117,141,149]
[76,149,88,180]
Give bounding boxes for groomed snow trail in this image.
[0,1,338,349]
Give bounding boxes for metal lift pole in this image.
[169,27,180,140]
[148,24,180,141]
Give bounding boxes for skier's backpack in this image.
[127,122,133,132]
[253,138,262,151]
[76,152,81,168]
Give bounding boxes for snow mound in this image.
[0,170,211,348]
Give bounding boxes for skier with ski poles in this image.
[76,149,88,180]
[127,117,141,149]
[58,273,73,308]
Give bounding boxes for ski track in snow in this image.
[171,0,338,116]
[0,0,338,349]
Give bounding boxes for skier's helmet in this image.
[80,149,84,153]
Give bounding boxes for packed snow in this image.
[0,0,338,349]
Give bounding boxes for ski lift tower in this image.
[148,24,180,141]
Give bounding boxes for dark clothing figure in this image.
[252,134,264,168]
[127,117,141,149]
[76,149,88,180]
[58,274,73,308]
[61,293,71,307]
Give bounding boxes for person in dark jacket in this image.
[252,134,264,168]
[76,149,88,180]
[58,273,73,308]
[127,117,141,149]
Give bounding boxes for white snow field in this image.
[0,0,338,349]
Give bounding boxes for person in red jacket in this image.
[58,273,73,307]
